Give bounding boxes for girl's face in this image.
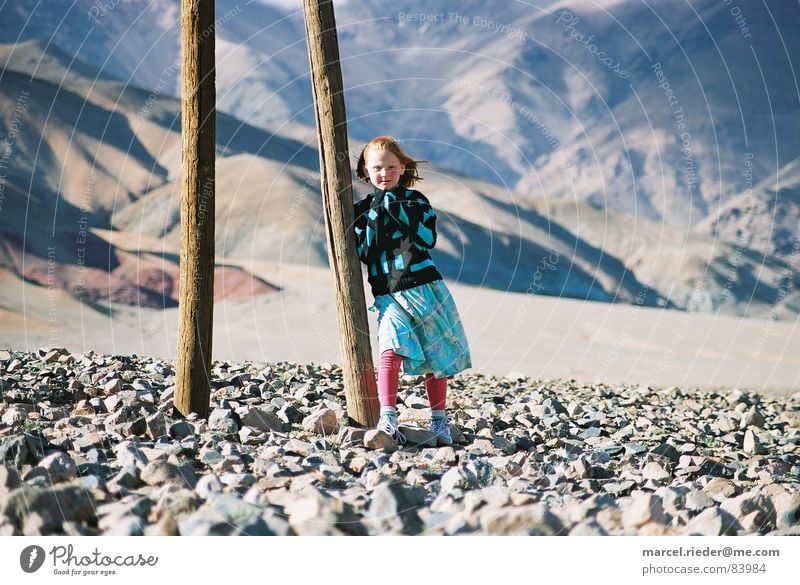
[364,148,404,191]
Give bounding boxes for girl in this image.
[352,136,472,446]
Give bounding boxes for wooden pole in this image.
[303,0,378,428]
[175,0,216,419]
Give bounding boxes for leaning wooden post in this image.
[175,0,216,419]
[303,0,378,428]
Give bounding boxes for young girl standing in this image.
[352,136,472,446]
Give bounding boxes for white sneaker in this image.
[377,413,405,443]
[430,416,453,446]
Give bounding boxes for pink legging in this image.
[379,349,447,410]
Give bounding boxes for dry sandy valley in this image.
[2,261,798,396]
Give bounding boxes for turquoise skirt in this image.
[368,279,472,378]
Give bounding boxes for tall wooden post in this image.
[175,0,216,418]
[303,0,378,428]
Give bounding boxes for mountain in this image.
[0,40,279,310]
[2,39,797,321]
[696,157,800,260]
[4,0,797,241]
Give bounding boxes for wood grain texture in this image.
[175,0,216,418]
[303,0,378,427]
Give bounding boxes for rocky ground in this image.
[0,348,798,536]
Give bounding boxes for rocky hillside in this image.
[4,0,798,242]
[0,349,798,535]
[1,40,797,319]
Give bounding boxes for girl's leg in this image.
[378,349,403,411]
[426,373,452,445]
[424,373,447,411]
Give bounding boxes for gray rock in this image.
[739,405,766,429]
[140,460,196,488]
[283,439,315,457]
[337,426,367,446]
[194,474,224,500]
[114,442,149,469]
[684,507,739,536]
[103,378,123,394]
[240,407,286,433]
[368,482,425,535]
[772,492,800,530]
[34,451,78,483]
[649,443,680,463]
[145,413,168,440]
[0,434,48,467]
[1,484,96,532]
[685,490,714,511]
[0,465,21,497]
[704,477,740,500]
[480,504,565,535]
[400,427,438,447]
[719,492,775,533]
[623,493,666,528]
[440,467,478,493]
[743,429,767,455]
[642,461,672,482]
[363,429,396,451]
[219,473,257,490]
[179,494,277,536]
[603,480,635,496]
[72,432,105,451]
[284,488,366,535]
[302,408,339,435]
[209,409,239,435]
[569,518,609,535]
[107,466,142,491]
[169,421,194,439]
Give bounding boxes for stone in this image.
[649,443,680,463]
[569,519,608,535]
[399,427,437,448]
[140,460,195,489]
[719,492,775,533]
[193,474,223,500]
[0,434,48,467]
[284,488,366,536]
[739,405,766,429]
[35,451,78,483]
[1,484,96,532]
[684,507,739,536]
[685,490,714,512]
[209,409,239,435]
[363,429,396,451]
[768,492,800,530]
[240,407,286,433]
[368,482,425,535]
[169,421,194,440]
[103,378,123,394]
[704,477,740,500]
[302,408,339,435]
[283,439,315,457]
[179,494,277,536]
[337,427,366,446]
[0,465,22,496]
[480,504,564,535]
[440,467,478,492]
[743,429,767,455]
[623,493,665,528]
[145,413,168,440]
[641,461,672,482]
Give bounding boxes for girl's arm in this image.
[379,190,438,250]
